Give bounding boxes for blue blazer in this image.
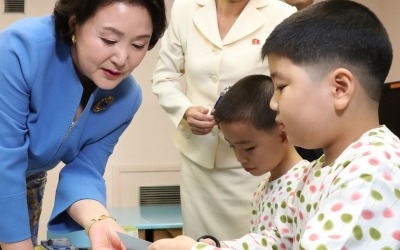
[0,16,142,241]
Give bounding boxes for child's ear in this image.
[330,68,355,111]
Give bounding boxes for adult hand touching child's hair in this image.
[184,106,216,135]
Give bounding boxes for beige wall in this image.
[0,0,399,242]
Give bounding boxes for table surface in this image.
[47,204,182,248]
[108,204,182,229]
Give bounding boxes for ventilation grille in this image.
[5,0,25,13]
[139,185,181,205]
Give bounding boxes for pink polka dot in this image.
[392,231,400,241]
[362,151,371,156]
[383,172,393,181]
[352,142,362,148]
[385,151,391,160]
[351,192,362,201]
[319,183,325,192]
[328,235,342,239]
[349,165,359,173]
[299,212,304,220]
[309,185,317,194]
[361,209,374,220]
[268,222,273,227]
[309,234,319,241]
[263,215,269,221]
[341,247,349,250]
[280,243,287,250]
[383,208,394,218]
[368,158,380,166]
[282,228,289,234]
[331,203,343,212]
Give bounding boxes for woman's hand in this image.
[88,218,126,250]
[184,106,216,135]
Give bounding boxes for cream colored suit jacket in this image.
[152,0,296,169]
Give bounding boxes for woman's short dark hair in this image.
[53,0,167,50]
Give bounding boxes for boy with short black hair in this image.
[261,0,400,249]
[213,75,309,248]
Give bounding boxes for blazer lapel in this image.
[222,0,266,45]
[193,0,223,48]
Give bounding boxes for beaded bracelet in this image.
[84,214,116,235]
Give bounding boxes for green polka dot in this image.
[286,186,292,192]
[369,227,381,240]
[314,170,322,177]
[371,190,383,201]
[195,243,209,249]
[316,244,328,250]
[281,202,287,209]
[306,204,312,212]
[372,142,384,146]
[242,242,249,250]
[341,213,353,223]
[313,202,318,210]
[360,173,373,182]
[323,220,334,230]
[280,215,287,223]
[333,177,341,185]
[317,213,325,221]
[261,238,268,247]
[252,209,257,215]
[394,188,400,199]
[381,246,393,250]
[272,245,278,250]
[300,194,305,203]
[342,161,351,168]
[353,225,364,240]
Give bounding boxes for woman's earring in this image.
[71,34,77,44]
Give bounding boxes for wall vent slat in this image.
[5,0,25,13]
[139,185,181,205]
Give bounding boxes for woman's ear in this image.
[330,68,355,111]
[68,15,77,34]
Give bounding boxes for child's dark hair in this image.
[262,0,392,102]
[214,74,276,132]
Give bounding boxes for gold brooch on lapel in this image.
[92,96,114,112]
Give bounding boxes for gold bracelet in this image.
[84,214,116,235]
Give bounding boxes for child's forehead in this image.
[268,55,328,82]
[220,121,276,136]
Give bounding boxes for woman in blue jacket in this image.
[0,0,166,249]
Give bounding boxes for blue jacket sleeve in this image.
[0,22,41,242]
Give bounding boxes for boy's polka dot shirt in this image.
[193,126,400,250]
